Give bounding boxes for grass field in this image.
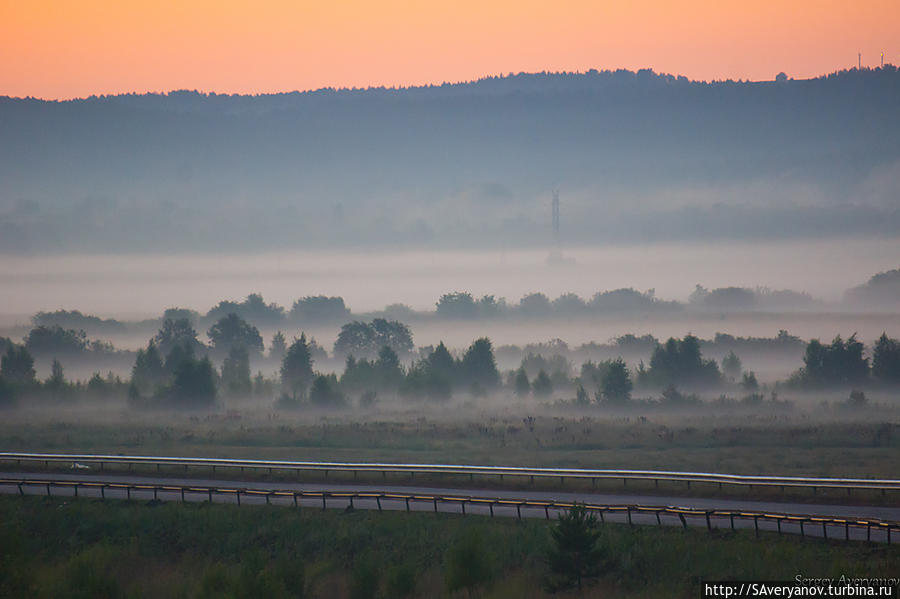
[1,494,898,598]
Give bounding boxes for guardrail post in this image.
[349,496,353,509]
[489,503,494,518]
[181,488,185,503]
[126,487,131,500]
[376,496,381,511]
[17,483,23,496]
[598,510,604,523]
[100,486,105,500]
[236,491,241,506]
[433,498,438,513]
[754,516,759,538]
[627,507,633,527]
[800,520,804,538]
[844,523,849,541]
[153,487,158,501]
[208,489,213,503]
[461,501,466,515]
[656,510,662,526]
[46,483,51,497]
[888,526,892,545]
[516,504,521,520]
[678,513,686,529]
[705,512,711,531]
[867,524,871,543]
[405,497,410,512]
[776,519,781,535]
[74,485,78,498]
[730,514,735,530]
[294,494,299,509]
[822,522,827,540]
[322,495,326,511]
[530,475,534,485]
[266,493,271,505]
[545,506,550,520]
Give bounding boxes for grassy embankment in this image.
[1,495,898,598]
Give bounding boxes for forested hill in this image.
[1,68,898,253]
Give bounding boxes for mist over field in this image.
[2,66,899,479]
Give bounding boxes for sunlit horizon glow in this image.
[1,0,898,100]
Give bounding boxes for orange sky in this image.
[1,0,898,99]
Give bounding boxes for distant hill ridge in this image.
[3,66,899,108]
[1,67,898,253]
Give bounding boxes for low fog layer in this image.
[2,68,899,254]
[1,240,899,319]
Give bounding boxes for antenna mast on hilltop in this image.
[858,53,862,69]
[551,189,560,248]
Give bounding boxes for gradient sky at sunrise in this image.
[2,0,898,99]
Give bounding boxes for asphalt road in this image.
[3,471,898,543]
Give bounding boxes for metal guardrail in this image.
[2,452,899,493]
[2,476,897,544]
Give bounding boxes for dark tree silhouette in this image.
[221,346,251,396]
[600,358,632,402]
[24,325,87,356]
[170,357,216,406]
[290,296,350,322]
[460,337,499,389]
[435,292,478,319]
[207,313,264,358]
[281,334,314,399]
[531,369,552,396]
[514,367,530,397]
[155,318,204,357]
[309,373,345,407]
[333,319,412,358]
[1,345,35,385]
[873,333,900,384]
[547,504,603,591]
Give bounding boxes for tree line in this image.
[3,311,899,408]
